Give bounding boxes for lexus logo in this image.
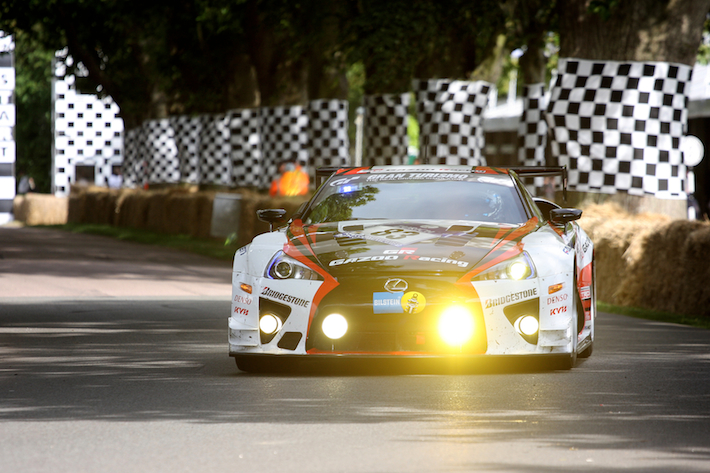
[384,278,408,293]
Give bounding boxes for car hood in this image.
[287,219,539,278]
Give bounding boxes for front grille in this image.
[306,274,486,354]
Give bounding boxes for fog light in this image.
[322,313,348,340]
[438,306,474,346]
[259,314,281,334]
[515,315,539,336]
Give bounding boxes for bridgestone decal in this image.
[485,288,538,309]
[261,287,310,307]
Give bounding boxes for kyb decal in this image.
[485,288,538,309]
[233,307,249,315]
[261,287,310,308]
[550,306,567,315]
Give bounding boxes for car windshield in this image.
[303,171,529,225]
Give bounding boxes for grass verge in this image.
[39,223,238,262]
[597,301,710,330]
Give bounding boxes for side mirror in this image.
[550,208,582,226]
[257,209,287,232]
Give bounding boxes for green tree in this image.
[14,30,53,193]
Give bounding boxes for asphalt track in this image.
[1,225,710,473]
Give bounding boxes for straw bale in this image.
[578,203,669,306]
[623,219,710,316]
[14,193,68,225]
[115,191,150,229]
[145,190,171,233]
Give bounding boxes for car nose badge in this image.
[384,278,408,293]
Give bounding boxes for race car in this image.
[228,165,595,371]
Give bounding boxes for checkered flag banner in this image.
[413,79,491,166]
[517,83,548,195]
[199,114,232,186]
[307,99,350,171]
[546,58,692,199]
[170,115,202,184]
[229,108,262,188]
[259,106,309,189]
[144,119,180,184]
[363,94,410,166]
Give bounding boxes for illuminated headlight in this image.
[266,252,323,281]
[259,314,282,334]
[471,252,536,281]
[515,315,539,336]
[438,306,475,346]
[322,313,348,340]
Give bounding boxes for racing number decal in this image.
[371,228,419,240]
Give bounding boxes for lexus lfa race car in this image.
[229,165,595,372]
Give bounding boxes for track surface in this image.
[1,226,709,472]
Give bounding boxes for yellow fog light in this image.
[322,313,348,340]
[438,306,475,346]
[515,315,539,336]
[259,314,281,334]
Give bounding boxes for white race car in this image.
[228,165,595,371]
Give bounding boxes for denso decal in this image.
[233,307,249,315]
[261,287,310,307]
[550,306,567,315]
[330,255,399,266]
[233,294,253,305]
[547,293,568,305]
[484,288,538,309]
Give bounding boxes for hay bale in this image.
[14,193,68,225]
[578,203,669,306]
[116,191,150,229]
[625,219,710,316]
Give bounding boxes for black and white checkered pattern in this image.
[363,94,410,166]
[229,108,262,188]
[170,115,202,184]
[259,106,309,188]
[198,114,232,186]
[145,119,179,184]
[517,83,548,194]
[413,79,491,165]
[307,99,350,170]
[52,53,124,195]
[546,58,692,198]
[0,32,14,223]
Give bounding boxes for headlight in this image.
[438,306,475,346]
[471,252,536,281]
[266,252,323,281]
[322,313,348,339]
